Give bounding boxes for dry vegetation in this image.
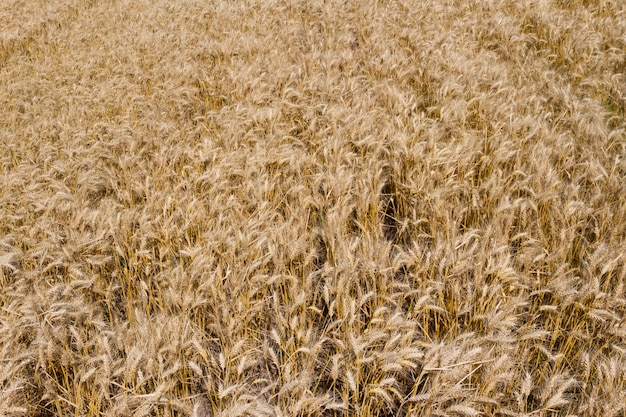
[1,0,625,416]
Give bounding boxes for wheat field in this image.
[1,0,625,416]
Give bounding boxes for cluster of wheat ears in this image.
[1,0,625,416]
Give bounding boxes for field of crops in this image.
[1,0,625,416]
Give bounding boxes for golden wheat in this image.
[1,0,625,416]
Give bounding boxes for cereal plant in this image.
[1,0,625,416]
